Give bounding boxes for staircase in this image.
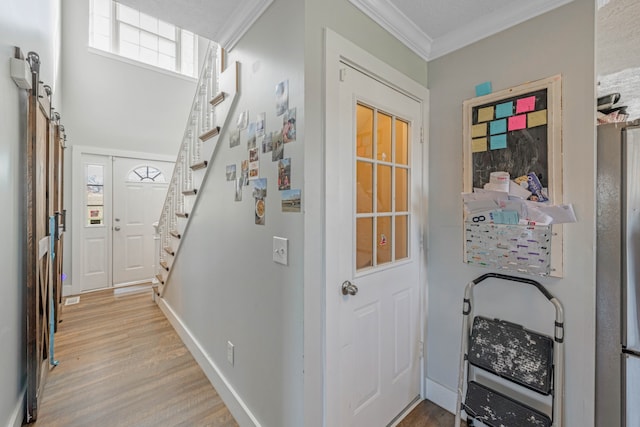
[154,42,240,297]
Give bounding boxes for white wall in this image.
[0,0,62,424]
[426,1,596,424]
[61,0,200,294]
[161,0,305,425]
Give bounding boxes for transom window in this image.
[89,0,197,77]
[127,166,166,182]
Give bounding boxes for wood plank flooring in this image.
[32,285,460,427]
[398,400,465,427]
[33,287,238,427]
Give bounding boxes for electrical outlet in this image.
[227,341,234,366]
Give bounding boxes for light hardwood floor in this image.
[33,287,238,427]
[33,286,458,427]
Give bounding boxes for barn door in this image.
[24,51,62,423]
[51,123,66,332]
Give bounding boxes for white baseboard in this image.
[8,387,25,427]
[426,378,458,414]
[155,297,262,427]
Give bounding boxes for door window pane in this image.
[377,112,392,162]
[357,217,373,270]
[357,161,373,214]
[396,119,409,165]
[396,168,408,212]
[395,215,408,261]
[357,104,374,159]
[376,216,392,265]
[377,164,392,213]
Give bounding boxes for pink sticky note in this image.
[516,96,536,114]
[508,114,527,131]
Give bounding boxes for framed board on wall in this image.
[462,75,564,277]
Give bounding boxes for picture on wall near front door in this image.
[255,197,265,225]
[276,79,289,116]
[283,108,296,143]
[241,160,249,186]
[230,129,240,148]
[278,158,291,190]
[256,112,266,136]
[272,131,284,161]
[262,133,273,153]
[226,164,236,181]
[281,189,301,213]
[252,178,267,199]
[237,110,249,130]
[235,178,242,201]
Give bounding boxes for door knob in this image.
[341,281,358,296]
[114,226,121,231]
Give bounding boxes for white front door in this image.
[327,64,424,426]
[112,157,172,286]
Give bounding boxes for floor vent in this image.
[65,296,80,306]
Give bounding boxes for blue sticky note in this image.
[490,133,507,150]
[475,81,492,97]
[489,119,507,135]
[495,102,514,118]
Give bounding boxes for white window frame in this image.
[89,0,197,78]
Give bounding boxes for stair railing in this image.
[154,41,240,296]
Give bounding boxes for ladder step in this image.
[190,160,208,170]
[155,274,165,285]
[210,92,225,106]
[176,212,189,219]
[199,126,220,142]
[169,230,181,239]
[182,189,197,196]
[160,260,170,271]
[163,246,175,256]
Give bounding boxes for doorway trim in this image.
[69,145,174,297]
[303,28,429,427]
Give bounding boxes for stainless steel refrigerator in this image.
[597,120,640,427]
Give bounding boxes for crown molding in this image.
[349,0,432,61]
[429,0,574,60]
[350,0,573,62]
[216,0,274,51]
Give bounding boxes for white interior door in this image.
[327,64,424,426]
[80,153,112,292]
[112,157,172,286]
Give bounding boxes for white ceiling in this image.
[119,0,575,61]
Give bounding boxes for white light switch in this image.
[273,236,288,265]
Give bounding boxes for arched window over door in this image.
[127,165,166,182]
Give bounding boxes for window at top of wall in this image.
[89,0,197,78]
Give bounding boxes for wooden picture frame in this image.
[462,75,563,277]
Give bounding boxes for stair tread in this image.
[190,160,208,170]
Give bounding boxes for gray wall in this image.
[427,1,596,424]
[162,0,305,425]
[0,0,62,424]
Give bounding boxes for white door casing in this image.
[71,146,174,296]
[112,157,172,286]
[325,52,428,426]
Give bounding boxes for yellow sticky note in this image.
[528,109,547,128]
[472,137,488,153]
[471,123,487,138]
[478,106,494,123]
